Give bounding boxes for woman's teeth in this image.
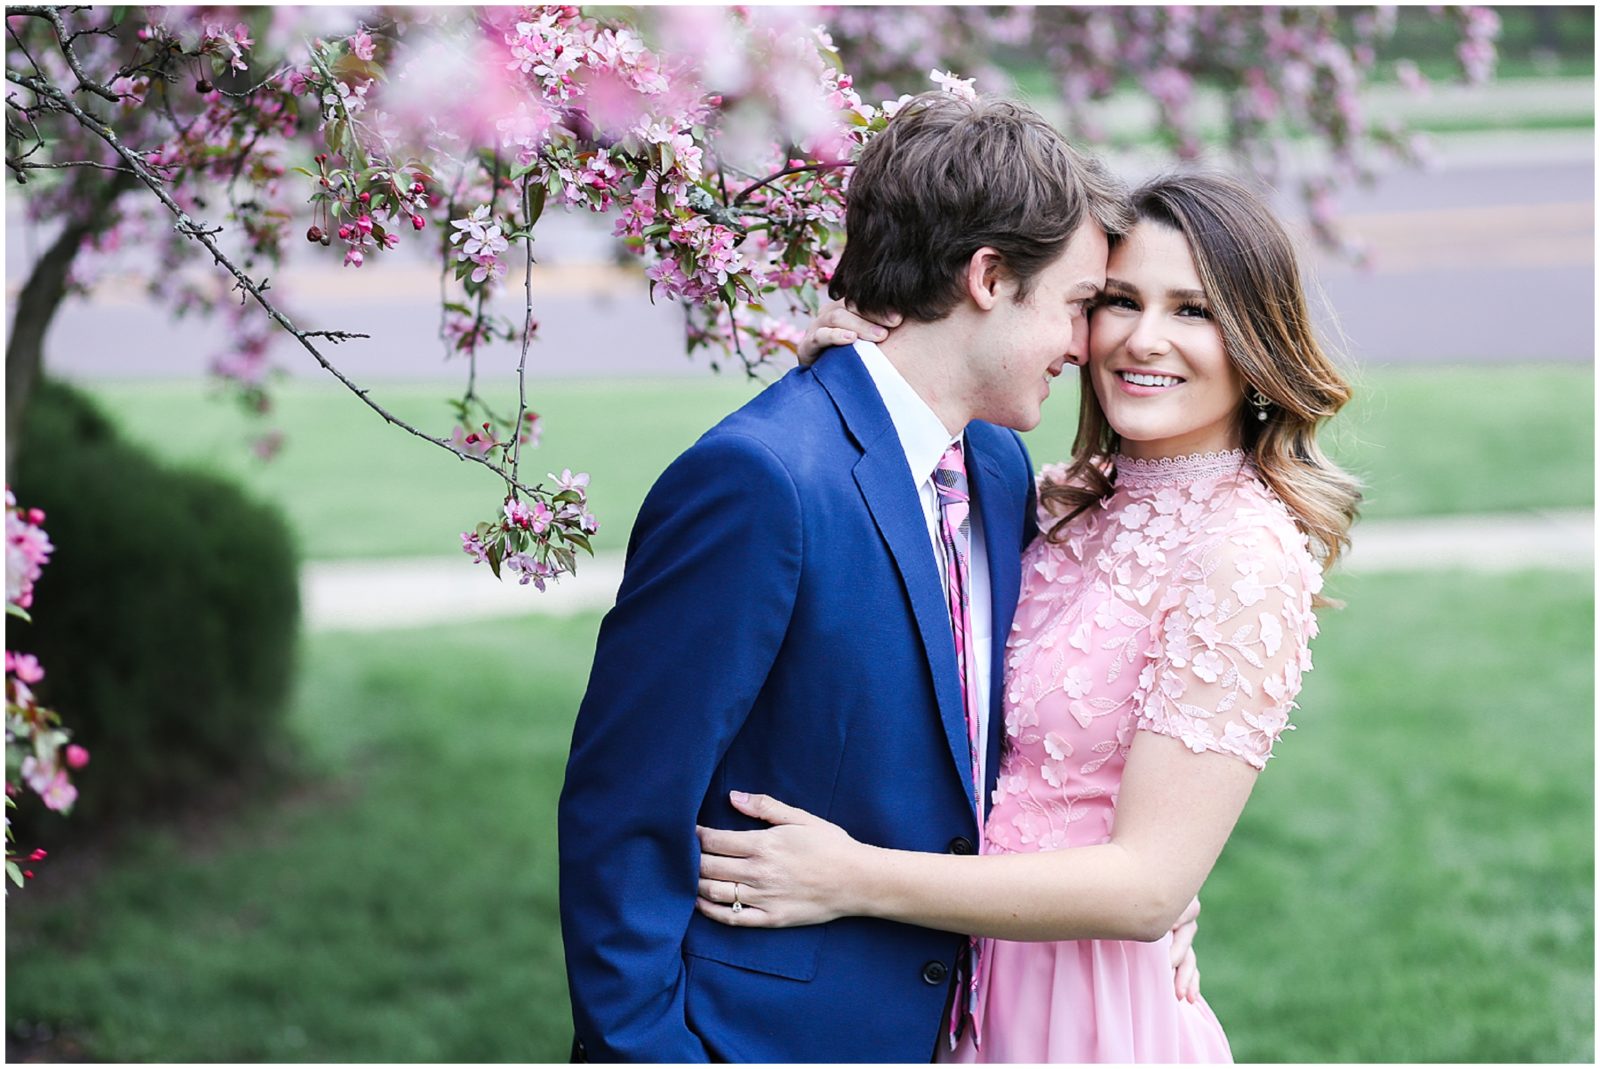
[1120,371,1183,388]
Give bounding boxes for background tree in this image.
[7,6,1501,570]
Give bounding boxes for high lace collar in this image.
[1113,448,1249,489]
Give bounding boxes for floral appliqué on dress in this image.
[985,450,1323,855]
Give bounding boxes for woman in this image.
[693,173,1362,1062]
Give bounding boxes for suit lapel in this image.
[965,423,1028,819]
[814,348,976,807]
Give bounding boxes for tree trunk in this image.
[6,170,138,477]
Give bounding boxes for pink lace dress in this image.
[947,449,1323,1064]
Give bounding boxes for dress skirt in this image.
[942,931,1233,1063]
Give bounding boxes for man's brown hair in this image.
[829,92,1130,322]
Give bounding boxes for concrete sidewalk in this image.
[303,508,1594,633]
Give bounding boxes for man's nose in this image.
[1064,314,1089,367]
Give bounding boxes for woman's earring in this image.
[1249,388,1272,422]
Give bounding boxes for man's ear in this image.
[963,247,1010,311]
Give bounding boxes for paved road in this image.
[10,127,1594,383]
[303,508,1594,633]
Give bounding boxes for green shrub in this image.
[10,379,301,837]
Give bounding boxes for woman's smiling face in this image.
[1088,220,1243,460]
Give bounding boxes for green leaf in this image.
[564,532,593,556]
[526,182,548,226]
[659,141,676,173]
[291,166,315,178]
[6,861,22,888]
[6,604,31,623]
[486,543,503,580]
[552,490,583,505]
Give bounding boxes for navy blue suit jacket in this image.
[558,346,1038,1061]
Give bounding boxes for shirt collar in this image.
[854,339,962,486]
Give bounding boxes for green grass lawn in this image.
[74,363,1593,562]
[5,567,1591,1061]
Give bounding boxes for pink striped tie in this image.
[934,440,984,1049]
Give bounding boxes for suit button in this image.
[921,960,949,985]
[948,836,974,855]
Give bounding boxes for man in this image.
[560,92,1130,1061]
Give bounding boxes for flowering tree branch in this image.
[7,56,552,508]
[7,5,120,102]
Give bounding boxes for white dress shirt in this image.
[854,340,994,801]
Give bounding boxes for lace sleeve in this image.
[1134,520,1319,770]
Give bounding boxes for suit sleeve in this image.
[558,431,802,1062]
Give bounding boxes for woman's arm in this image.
[697,732,1256,943]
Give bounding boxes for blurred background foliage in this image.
[8,382,300,843]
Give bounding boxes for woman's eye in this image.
[1178,303,1212,319]
[1103,296,1137,311]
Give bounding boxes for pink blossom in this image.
[505,552,555,589]
[504,498,536,530]
[6,651,44,685]
[20,756,76,813]
[549,469,590,494]
[461,530,491,563]
[520,412,544,449]
[65,745,90,769]
[7,491,54,609]
[349,29,376,62]
[504,498,553,534]
[40,769,78,812]
[928,69,976,100]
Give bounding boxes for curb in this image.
[303,509,1594,633]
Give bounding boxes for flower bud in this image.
[357,191,371,204]
[412,182,425,194]
[23,870,33,879]
[29,849,46,861]
[66,745,89,769]
[338,225,352,240]
[411,215,425,231]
